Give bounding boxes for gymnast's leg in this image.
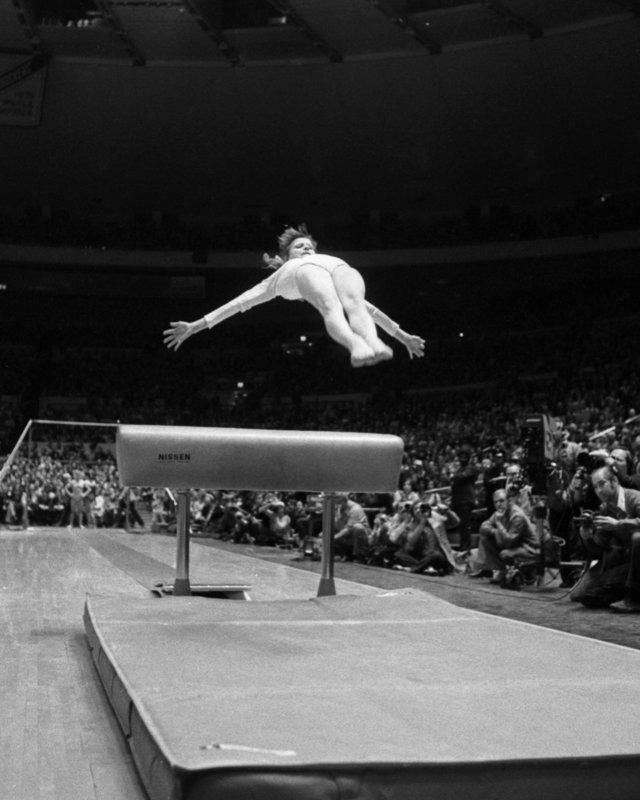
[295,263,375,367]
[332,264,393,364]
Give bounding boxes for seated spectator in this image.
[366,511,392,565]
[213,492,244,539]
[611,528,640,613]
[333,493,371,562]
[469,488,539,585]
[367,502,415,567]
[4,483,28,528]
[392,479,419,512]
[228,506,263,544]
[151,488,171,530]
[286,496,313,542]
[395,500,462,575]
[571,465,640,610]
[260,497,297,548]
[191,490,218,534]
[33,483,65,526]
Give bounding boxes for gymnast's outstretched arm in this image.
[163,275,277,351]
[365,301,426,359]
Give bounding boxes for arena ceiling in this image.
[1,0,640,227]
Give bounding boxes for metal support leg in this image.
[317,493,336,597]
[174,489,192,596]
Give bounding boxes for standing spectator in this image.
[66,469,90,529]
[450,446,480,552]
[92,485,107,528]
[118,487,145,530]
[83,473,97,528]
[482,448,507,516]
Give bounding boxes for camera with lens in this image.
[573,464,588,482]
[417,502,432,516]
[506,473,526,493]
[574,508,594,527]
[576,450,609,474]
[544,460,562,477]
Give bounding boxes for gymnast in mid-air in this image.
[163,225,425,367]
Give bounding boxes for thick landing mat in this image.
[84,589,640,800]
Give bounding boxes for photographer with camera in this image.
[469,487,540,586]
[393,500,462,576]
[392,479,420,513]
[543,431,598,587]
[570,464,640,612]
[505,462,533,519]
[258,495,296,548]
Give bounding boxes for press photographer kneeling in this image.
[570,463,640,613]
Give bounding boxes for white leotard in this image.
[274,254,348,300]
[203,254,400,339]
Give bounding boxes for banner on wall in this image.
[0,54,47,127]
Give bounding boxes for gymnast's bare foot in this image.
[373,343,393,362]
[362,342,393,366]
[350,341,376,368]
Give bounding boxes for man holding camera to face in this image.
[399,500,462,576]
[570,464,640,612]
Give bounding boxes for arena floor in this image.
[2,526,639,800]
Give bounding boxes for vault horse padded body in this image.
[116,424,404,493]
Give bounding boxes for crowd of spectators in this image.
[3,290,640,609]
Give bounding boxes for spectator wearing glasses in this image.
[571,465,640,612]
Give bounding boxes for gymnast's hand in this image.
[163,321,193,351]
[403,334,426,360]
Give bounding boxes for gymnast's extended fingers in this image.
[406,336,425,359]
[163,336,180,351]
[163,323,183,350]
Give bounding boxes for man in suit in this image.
[571,465,640,612]
[469,488,540,585]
